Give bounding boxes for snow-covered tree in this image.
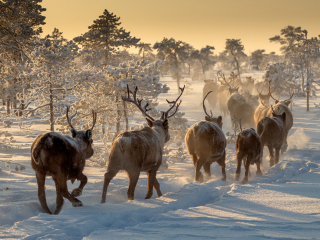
[74,9,140,66]
[194,45,216,74]
[225,39,246,79]
[153,38,188,92]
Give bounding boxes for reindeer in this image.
[203,79,219,110]
[217,72,255,128]
[266,92,294,153]
[185,91,227,182]
[217,71,240,117]
[257,106,286,166]
[101,85,185,202]
[31,107,97,214]
[254,81,275,127]
[241,76,255,95]
[235,124,263,184]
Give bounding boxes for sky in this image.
[41,0,320,55]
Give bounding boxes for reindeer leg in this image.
[153,177,162,197]
[127,169,140,200]
[235,152,245,181]
[53,177,64,215]
[195,156,207,183]
[146,170,157,199]
[218,152,227,181]
[256,160,263,176]
[191,153,198,166]
[242,157,250,184]
[267,144,275,167]
[59,177,83,209]
[71,173,87,197]
[275,147,280,164]
[36,172,52,214]
[203,162,212,178]
[101,169,119,203]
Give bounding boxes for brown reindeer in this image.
[101,85,185,202]
[266,92,294,153]
[31,107,97,214]
[185,91,227,182]
[257,106,286,166]
[235,127,263,184]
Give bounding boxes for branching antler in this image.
[66,106,77,129]
[122,85,155,121]
[203,91,213,118]
[217,71,233,88]
[161,85,185,120]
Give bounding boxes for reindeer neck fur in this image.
[150,123,167,149]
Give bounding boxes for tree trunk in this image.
[234,55,241,80]
[175,58,180,93]
[49,81,54,131]
[114,95,121,139]
[6,98,10,115]
[123,101,129,131]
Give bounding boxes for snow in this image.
[1,74,320,239]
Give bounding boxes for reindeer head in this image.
[271,105,286,123]
[256,81,275,106]
[217,71,239,96]
[123,85,185,143]
[66,106,97,159]
[203,91,223,129]
[273,92,294,106]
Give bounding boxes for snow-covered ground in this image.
[1,72,320,239]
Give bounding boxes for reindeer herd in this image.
[31,72,294,214]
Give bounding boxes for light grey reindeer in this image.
[185,91,227,183]
[31,107,97,214]
[101,85,185,202]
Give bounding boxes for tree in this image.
[154,38,188,92]
[73,9,140,66]
[138,42,153,60]
[196,45,216,74]
[0,0,46,114]
[21,31,79,131]
[250,49,265,69]
[225,39,246,80]
[270,26,320,111]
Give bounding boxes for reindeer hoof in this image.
[242,178,248,184]
[235,174,240,181]
[256,171,263,176]
[71,188,82,197]
[221,175,227,182]
[72,201,83,207]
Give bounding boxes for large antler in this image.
[122,85,155,121]
[161,85,185,120]
[268,81,277,101]
[66,106,77,129]
[217,71,233,88]
[203,91,213,118]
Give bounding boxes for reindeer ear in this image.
[217,116,222,124]
[70,129,77,138]
[146,118,153,127]
[284,100,291,106]
[205,116,211,121]
[86,129,92,140]
[275,100,279,104]
[163,119,168,130]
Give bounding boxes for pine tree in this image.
[225,39,246,80]
[74,9,140,66]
